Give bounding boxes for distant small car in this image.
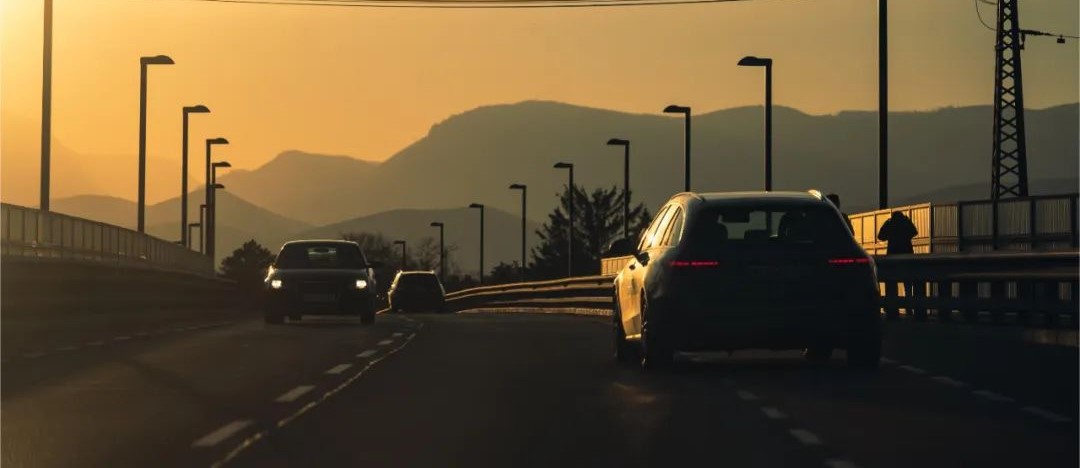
[388,271,446,313]
[612,191,882,369]
[264,240,378,324]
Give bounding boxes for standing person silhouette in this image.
[877,211,918,254]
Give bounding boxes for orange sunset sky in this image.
[2,0,1077,207]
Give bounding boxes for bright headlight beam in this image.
[271,279,284,289]
[355,279,369,290]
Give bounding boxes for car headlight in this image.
[270,279,284,290]
[355,279,369,290]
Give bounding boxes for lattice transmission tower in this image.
[989,0,1028,199]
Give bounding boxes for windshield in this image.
[687,204,852,251]
[397,274,441,289]
[274,244,367,269]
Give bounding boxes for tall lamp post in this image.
[468,203,485,285]
[737,56,774,191]
[509,184,527,282]
[663,105,692,192]
[137,54,175,232]
[208,183,225,261]
[879,0,889,209]
[204,138,229,245]
[188,222,201,252]
[40,0,53,212]
[606,138,631,239]
[181,105,210,246]
[430,222,445,283]
[208,161,230,261]
[393,240,407,271]
[198,204,207,253]
[553,162,574,278]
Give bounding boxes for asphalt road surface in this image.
[2,309,1076,468]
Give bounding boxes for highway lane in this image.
[1,310,1076,467]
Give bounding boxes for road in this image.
[1,309,1076,468]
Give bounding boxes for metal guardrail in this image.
[449,251,1079,329]
[1,203,213,276]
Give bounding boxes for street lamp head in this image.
[211,183,225,190]
[663,105,691,114]
[393,240,405,245]
[509,183,526,190]
[430,222,443,227]
[606,138,629,147]
[207,137,229,145]
[212,161,232,168]
[737,56,773,67]
[141,55,175,66]
[553,162,573,169]
[468,203,484,209]
[184,105,210,114]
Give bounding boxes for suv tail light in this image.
[827,257,871,265]
[669,260,720,268]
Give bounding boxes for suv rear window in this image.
[397,274,441,290]
[688,204,850,248]
[275,244,367,269]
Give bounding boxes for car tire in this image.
[612,297,636,364]
[847,327,882,370]
[803,346,833,363]
[639,295,673,370]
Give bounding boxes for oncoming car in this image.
[264,240,379,324]
[612,191,881,369]
[388,271,447,313]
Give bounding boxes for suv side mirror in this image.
[606,237,636,256]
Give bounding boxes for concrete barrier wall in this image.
[1,256,238,315]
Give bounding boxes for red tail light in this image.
[669,260,720,268]
[827,257,871,265]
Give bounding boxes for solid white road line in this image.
[377,339,394,346]
[735,390,759,401]
[972,389,1016,403]
[356,349,378,358]
[931,376,967,387]
[192,420,253,447]
[825,459,861,468]
[325,364,352,375]
[897,365,926,375]
[275,385,316,403]
[760,407,788,420]
[788,429,822,446]
[1021,406,1072,423]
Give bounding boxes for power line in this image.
[160,0,754,8]
[974,0,1079,40]
[974,0,995,32]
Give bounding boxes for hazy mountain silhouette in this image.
[52,191,311,266]
[215,101,1078,226]
[885,177,1079,211]
[298,206,540,278]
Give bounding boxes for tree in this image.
[487,261,522,285]
[530,185,652,279]
[220,239,275,292]
[340,232,460,295]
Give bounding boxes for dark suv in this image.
[612,191,881,369]
[263,240,378,324]
[388,271,446,313]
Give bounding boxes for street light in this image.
[40,0,54,212]
[181,105,210,246]
[188,222,201,252]
[393,240,407,271]
[137,54,175,233]
[208,161,231,261]
[663,105,692,192]
[606,138,631,239]
[509,183,527,282]
[209,183,225,261]
[430,222,445,283]
[737,55,774,191]
[198,204,207,252]
[553,162,574,278]
[468,203,485,285]
[204,137,228,252]
[879,0,888,209]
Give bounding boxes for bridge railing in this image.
[449,251,1078,329]
[1,203,213,276]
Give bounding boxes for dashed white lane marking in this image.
[972,390,1016,403]
[735,390,759,401]
[392,332,404,337]
[113,336,132,341]
[1021,406,1072,423]
[135,331,150,336]
[931,376,968,387]
[880,357,896,365]
[22,352,46,359]
[377,339,394,346]
[87,341,105,347]
[825,459,861,468]
[897,364,926,375]
[356,349,378,358]
[788,429,823,446]
[325,364,352,375]
[192,420,253,447]
[56,346,78,352]
[760,407,788,420]
[275,385,316,403]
